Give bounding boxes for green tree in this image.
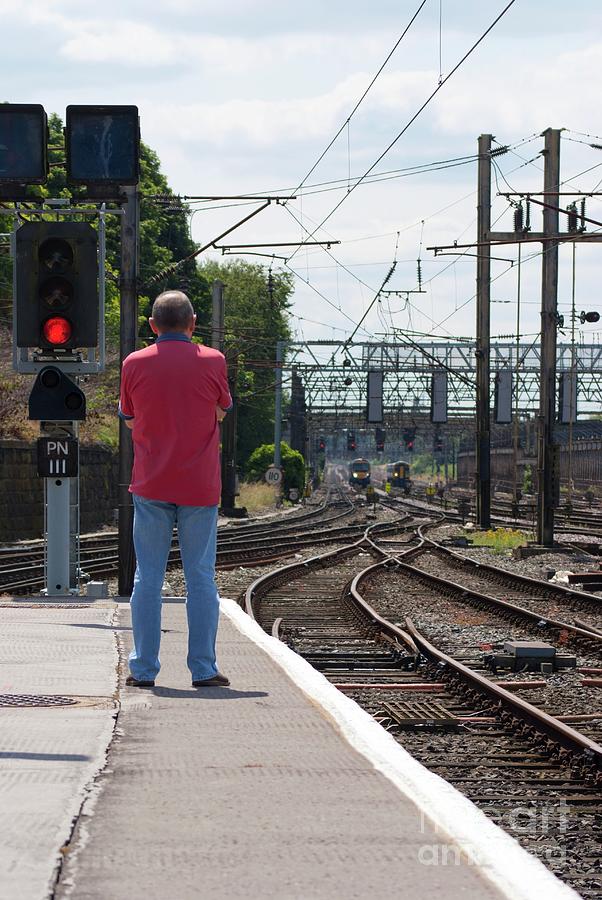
[246,442,305,495]
[199,259,293,465]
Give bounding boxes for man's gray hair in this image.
[151,291,195,331]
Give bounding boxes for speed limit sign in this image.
[265,466,283,485]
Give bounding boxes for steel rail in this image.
[0,488,360,594]
[404,617,602,767]
[348,534,602,766]
[389,553,602,651]
[244,514,420,618]
[249,511,602,770]
[412,531,602,611]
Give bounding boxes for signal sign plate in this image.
[37,437,78,477]
[265,466,282,485]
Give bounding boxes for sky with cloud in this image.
[3,0,602,358]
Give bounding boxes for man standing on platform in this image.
[118,290,232,689]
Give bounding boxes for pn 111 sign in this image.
[37,437,78,477]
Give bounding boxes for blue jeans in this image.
[128,494,220,682]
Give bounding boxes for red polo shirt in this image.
[119,334,232,506]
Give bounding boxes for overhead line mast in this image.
[430,128,602,547]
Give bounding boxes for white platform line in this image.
[219,597,579,900]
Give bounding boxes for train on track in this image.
[348,458,371,487]
[388,460,411,492]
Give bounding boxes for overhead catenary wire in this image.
[150,153,482,214]
[286,0,519,264]
[284,262,375,340]
[283,0,429,204]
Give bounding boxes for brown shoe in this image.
[192,672,230,688]
[126,674,155,688]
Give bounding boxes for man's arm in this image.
[118,365,135,429]
[217,356,233,413]
[118,401,135,426]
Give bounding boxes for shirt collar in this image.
[156,332,192,343]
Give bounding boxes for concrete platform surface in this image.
[0,596,578,900]
[50,598,577,900]
[0,602,118,899]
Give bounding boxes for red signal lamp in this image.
[43,316,72,346]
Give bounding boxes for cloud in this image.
[435,42,602,136]
[58,24,389,74]
[60,22,175,65]
[143,69,436,148]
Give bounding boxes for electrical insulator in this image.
[513,203,524,233]
[566,203,578,233]
[525,199,531,232]
[417,259,422,288]
[581,198,586,231]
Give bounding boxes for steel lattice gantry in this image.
[283,340,602,419]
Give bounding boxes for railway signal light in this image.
[579,310,600,324]
[65,105,140,185]
[433,433,444,453]
[430,371,448,423]
[347,431,356,451]
[375,427,385,452]
[403,427,416,452]
[367,370,383,423]
[0,104,48,186]
[318,437,326,452]
[28,366,86,421]
[15,222,98,351]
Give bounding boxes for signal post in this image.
[0,103,140,596]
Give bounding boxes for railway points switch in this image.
[504,640,555,658]
[484,640,576,674]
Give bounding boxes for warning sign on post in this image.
[37,437,78,477]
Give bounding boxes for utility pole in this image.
[429,128,602,543]
[210,280,232,511]
[537,128,561,546]
[210,280,241,515]
[475,134,492,528]
[274,340,284,469]
[118,185,139,596]
[289,368,307,455]
[211,279,224,349]
[220,351,240,515]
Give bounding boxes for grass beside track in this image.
[237,482,280,514]
[469,526,528,553]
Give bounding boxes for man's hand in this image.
[216,405,227,423]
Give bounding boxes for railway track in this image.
[406,537,602,632]
[377,480,602,538]
[0,488,404,595]
[244,517,602,896]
